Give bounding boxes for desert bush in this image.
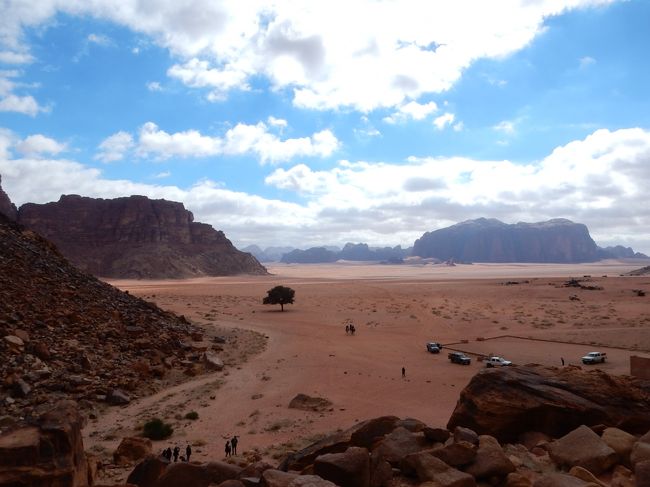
[185,411,199,420]
[142,418,173,440]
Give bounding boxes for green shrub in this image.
[142,418,173,440]
[185,411,199,420]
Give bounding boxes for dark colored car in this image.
[426,342,442,353]
[448,352,471,365]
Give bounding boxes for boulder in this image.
[431,441,476,467]
[202,352,224,371]
[568,466,607,487]
[532,473,592,487]
[107,388,131,405]
[218,481,246,487]
[637,459,650,487]
[154,462,211,487]
[611,465,635,487]
[601,428,636,465]
[127,455,168,487]
[453,426,478,445]
[464,435,515,479]
[0,400,91,487]
[396,418,427,432]
[313,446,370,487]
[632,430,650,466]
[369,453,392,487]
[349,416,400,449]
[371,427,429,466]
[423,427,450,443]
[114,437,153,465]
[3,335,23,347]
[288,476,337,487]
[205,461,243,484]
[506,472,534,487]
[548,425,617,475]
[289,394,333,412]
[261,469,299,487]
[401,452,475,487]
[448,365,650,442]
[238,461,273,479]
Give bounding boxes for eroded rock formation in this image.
[0,175,17,221]
[17,194,267,278]
[447,365,650,442]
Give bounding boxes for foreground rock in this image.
[447,365,650,442]
[17,194,267,278]
[0,400,92,487]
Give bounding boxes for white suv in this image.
[485,356,512,367]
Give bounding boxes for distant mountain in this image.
[243,245,296,262]
[17,194,267,278]
[280,243,411,264]
[412,218,603,263]
[599,245,649,260]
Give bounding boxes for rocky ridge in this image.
[0,212,209,419]
[16,193,267,278]
[0,175,17,221]
[413,218,603,263]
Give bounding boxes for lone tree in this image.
[263,285,295,311]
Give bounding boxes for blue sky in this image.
[1,0,649,253]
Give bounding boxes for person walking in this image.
[561,357,565,366]
[186,444,192,462]
[401,366,406,378]
[225,440,231,457]
[231,436,238,455]
[345,324,350,334]
[173,446,179,462]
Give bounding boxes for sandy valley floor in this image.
[84,261,650,480]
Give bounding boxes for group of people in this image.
[161,445,192,463]
[345,323,356,335]
[224,435,238,457]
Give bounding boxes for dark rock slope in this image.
[0,212,197,418]
[0,175,17,221]
[17,194,267,278]
[413,218,602,263]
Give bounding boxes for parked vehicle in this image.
[581,351,607,364]
[426,342,442,353]
[448,352,471,365]
[485,356,512,367]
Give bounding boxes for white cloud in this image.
[0,50,33,64]
[453,121,464,132]
[95,131,135,162]
[100,121,340,164]
[146,81,163,91]
[87,33,111,46]
[3,126,650,252]
[579,55,596,68]
[433,112,455,130]
[383,101,438,124]
[267,116,287,128]
[153,171,171,179]
[493,120,516,134]
[0,0,617,111]
[0,70,46,116]
[15,134,66,156]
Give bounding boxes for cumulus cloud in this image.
[0,70,45,116]
[433,112,456,130]
[15,134,66,156]
[0,0,617,111]
[98,121,340,164]
[383,101,438,124]
[493,120,516,134]
[146,81,163,91]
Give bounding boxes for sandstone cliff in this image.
[0,175,17,221]
[17,194,267,278]
[413,218,602,263]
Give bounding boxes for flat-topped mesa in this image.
[0,175,17,221]
[17,194,267,278]
[413,218,602,263]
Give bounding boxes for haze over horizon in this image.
[0,1,649,253]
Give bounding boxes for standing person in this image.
[173,446,179,462]
[231,436,238,455]
[225,440,231,457]
[401,366,406,378]
[561,357,565,366]
[345,324,350,334]
[186,444,192,462]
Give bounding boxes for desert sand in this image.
[84,261,650,481]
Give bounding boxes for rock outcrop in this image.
[413,218,603,263]
[447,365,650,442]
[0,400,93,487]
[0,212,200,417]
[0,175,17,221]
[280,243,410,264]
[17,194,267,278]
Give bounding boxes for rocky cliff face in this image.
[413,218,602,263]
[0,175,17,221]
[17,194,267,278]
